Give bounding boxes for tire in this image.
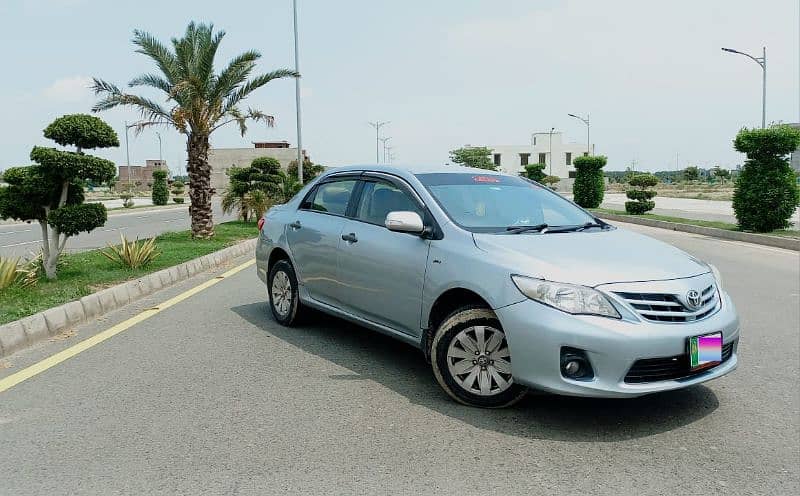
[431,306,527,408]
[267,259,303,326]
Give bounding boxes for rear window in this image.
[307,180,357,216]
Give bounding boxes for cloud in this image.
[43,76,93,102]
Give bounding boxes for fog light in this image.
[560,347,595,381]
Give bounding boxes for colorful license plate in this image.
[689,332,722,369]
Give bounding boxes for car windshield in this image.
[416,172,596,233]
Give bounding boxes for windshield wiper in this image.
[545,222,606,233]
[504,224,549,234]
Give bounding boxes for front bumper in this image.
[495,292,740,398]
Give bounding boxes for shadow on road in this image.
[232,302,718,442]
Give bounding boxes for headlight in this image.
[511,275,621,319]
[708,263,723,291]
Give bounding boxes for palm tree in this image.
[92,22,296,238]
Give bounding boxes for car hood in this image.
[472,227,708,287]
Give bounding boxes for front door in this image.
[286,178,358,306]
[335,178,431,337]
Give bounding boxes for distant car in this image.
[256,165,739,408]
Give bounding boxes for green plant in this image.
[287,158,325,184]
[0,256,18,290]
[0,114,117,279]
[541,175,560,189]
[92,22,297,239]
[522,163,546,182]
[277,171,302,202]
[732,125,800,232]
[151,169,169,205]
[572,155,607,208]
[249,157,283,196]
[0,256,38,290]
[625,173,659,214]
[120,192,135,208]
[171,180,185,203]
[101,234,161,269]
[683,166,699,182]
[245,189,271,220]
[449,146,496,170]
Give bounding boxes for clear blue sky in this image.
[0,0,798,174]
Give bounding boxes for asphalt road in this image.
[0,200,236,258]
[0,223,798,495]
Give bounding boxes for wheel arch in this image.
[422,287,493,362]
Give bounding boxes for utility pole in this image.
[548,127,555,176]
[292,0,304,183]
[722,46,767,128]
[156,132,162,161]
[369,121,389,163]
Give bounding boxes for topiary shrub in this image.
[120,192,135,208]
[522,163,546,182]
[732,125,800,232]
[572,155,607,208]
[625,173,659,214]
[171,180,185,203]
[151,169,168,205]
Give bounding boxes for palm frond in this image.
[129,73,173,94]
[222,69,297,115]
[210,50,260,102]
[132,29,179,84]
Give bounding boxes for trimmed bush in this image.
[625,173,659,215]
[171,180,185,204]
[151,169,169,205]
[572,155,607,208]
[732,126,800,232]
[522,163,546,182]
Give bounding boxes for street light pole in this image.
[568,113,590,155]
[369,121,389,163]
[156,132,162,161]
[722,46,767,128]
[292,0,304,183]
[548,127,555,176]
[379,137,391,163]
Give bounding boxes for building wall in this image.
[485,132,593,178]
[208,147,303,192]
[118,160,167,185]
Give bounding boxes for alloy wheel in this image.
[271,270,292,317]
[446,325,513,396]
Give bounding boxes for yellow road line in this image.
[0,258,256,394]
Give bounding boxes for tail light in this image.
[257,217,265,231]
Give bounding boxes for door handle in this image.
[341,232,358,243]
[289,221,302,230]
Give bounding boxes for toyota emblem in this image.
[686,290,702,309]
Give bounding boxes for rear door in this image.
[286,176,359,306]
[335,175,432,337]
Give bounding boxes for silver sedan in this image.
[256,165,739,408]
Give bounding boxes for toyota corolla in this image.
[255,165,739,408]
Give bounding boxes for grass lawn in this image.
[591,208,800,239]
[1,221,257,325]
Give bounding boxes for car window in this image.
[354,181,423,225]
[308,180,357,216]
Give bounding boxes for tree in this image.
[522,163,546,182]
[625,173,659,214]
[683,166,699,182]
[92,22,297,238]
[572,155,607,208]
[0,114,118,279]
[171,180,185,203]
[732,125,800,232]
[712,166,731,182]
[221,166,255,221]
[449,147,495,170]
[287,158,324,184]
[249,157,283,196]
[277,171,302,202]
[221,157,284,221]
[151,168,169,205]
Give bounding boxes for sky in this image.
[0,0,798,175]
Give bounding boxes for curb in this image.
[0,237,257,359]
[597,213,800,251]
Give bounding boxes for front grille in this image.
[624,341,734,384]
[614,284,720,323]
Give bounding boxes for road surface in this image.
[0,223,798,495]
[0,200,236,258]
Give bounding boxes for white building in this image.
[479,131,593,179]
[208,141,308,192]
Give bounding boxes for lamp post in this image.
[292,0,304,183]
[721,46,767,128]
[568,113,590,155]
[379,137,391,163]
[369,121,389,163]
[124,121,137,194]
[155,132,162,161]
[548,127,555,176]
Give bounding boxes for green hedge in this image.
[151,169,169,206]
[732,126,800,232]
[625,173,659,214]
[572,155,607,208]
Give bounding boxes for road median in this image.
[1,228,257,358]
[594,210,799,251]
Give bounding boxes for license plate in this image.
[689,332,722,370]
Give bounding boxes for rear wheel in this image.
[268,259,303,326]
[431,307,527,408]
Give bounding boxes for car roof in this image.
[321,163,510,178]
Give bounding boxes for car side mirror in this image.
[385,211,425,234]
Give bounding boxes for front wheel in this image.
[431,307,527,408]
[268,259,303,326]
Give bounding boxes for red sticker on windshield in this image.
[472,175,501,183]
